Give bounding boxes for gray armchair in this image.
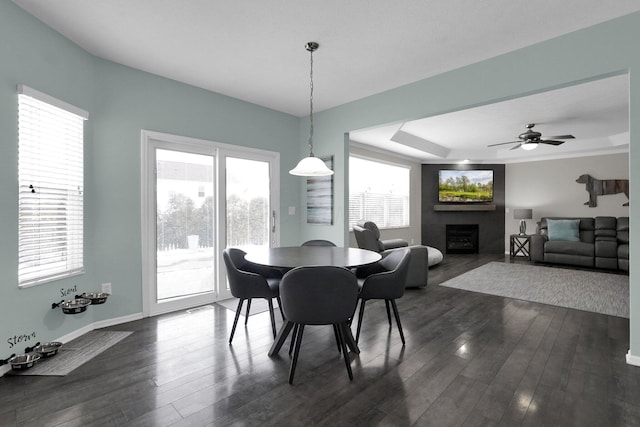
[353,220,428,288]
[353,220,409,252]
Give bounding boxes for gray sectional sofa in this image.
[530,216,629,271]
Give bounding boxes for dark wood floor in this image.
[2,254,638,426]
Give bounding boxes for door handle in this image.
[272,210,276,233]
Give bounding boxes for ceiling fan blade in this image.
[510,143,523,150]
[545,134,575,139]
[487,141,519,147]
[539,139,565,146]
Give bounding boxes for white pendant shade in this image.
[521,142,538,150]
[290,42,334,178]
[289,155,334,176]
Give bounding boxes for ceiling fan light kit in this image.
[488,123,575,151]
[290,42,334,177]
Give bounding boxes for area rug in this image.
[11,330,132,376]
[439,262,629,318]
[216,298,278,316]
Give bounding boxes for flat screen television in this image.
[438,169,493,203]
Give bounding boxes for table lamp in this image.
[513,209,533,235]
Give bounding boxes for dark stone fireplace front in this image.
[446,224,479,254]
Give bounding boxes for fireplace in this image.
[446,224,479,254]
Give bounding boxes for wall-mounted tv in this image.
[438,169,494,203]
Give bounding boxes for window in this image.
[18,85,88,287]
[349,156,410,230]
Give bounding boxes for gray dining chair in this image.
[354,247,411,346]
[279,265,358,384]
[300,239,336,247]
[222,248,283,343]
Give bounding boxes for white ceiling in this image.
[350,74,630,163]
[14,0,639,163]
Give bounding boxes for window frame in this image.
[17,85,88,288]
[348,154,411,231]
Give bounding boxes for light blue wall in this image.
[0,2,96,352]
[0,1,300,353]
[305,12,640,358]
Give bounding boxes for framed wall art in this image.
[306,156,333,225]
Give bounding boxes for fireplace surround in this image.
[446,224,479,254]
[421,164,505,254]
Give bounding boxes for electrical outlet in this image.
[288,206,296,215]
[102,282,112,294]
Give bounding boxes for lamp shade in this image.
[521,142,538,151]
[289,156,334,176]
[513,208,533,220]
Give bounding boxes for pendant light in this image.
[289,42,334,177]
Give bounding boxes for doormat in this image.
[10,330,132,376]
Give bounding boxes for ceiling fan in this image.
[488,123,575,151]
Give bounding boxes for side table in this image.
[510,234,532,259]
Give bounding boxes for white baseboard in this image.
[94,312,143,330]
[1,312,143,377]
[626,350,640,367]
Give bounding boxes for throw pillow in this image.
[547,219,580,241]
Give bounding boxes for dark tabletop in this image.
[244,246,381,269]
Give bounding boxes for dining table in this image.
[244,245,382,270]
[244,246,382,357]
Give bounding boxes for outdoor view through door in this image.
[226,157,271,248]
[156,149,215,300]
[155,152,273,301]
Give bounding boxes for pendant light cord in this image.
[308,46,314,157]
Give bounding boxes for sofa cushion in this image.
[618,243,629,260]
[544,240,594,257]
[595,238,617,258]
[547,219,580,241]
[617,217,629,244]
[595,216,617,238]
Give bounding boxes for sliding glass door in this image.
[226,157,272,247]
[142,132,279,316]
[156,149,215,301]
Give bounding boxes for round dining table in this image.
[244,245,381,269]
[244,246,381,357]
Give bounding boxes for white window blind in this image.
[349,156,410,230]
[18,85,88,287]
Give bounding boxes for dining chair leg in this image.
[335,322,353,381]
[384,300,392,326]
[288,323,299,356]
[390,299,405,346]
[229,299,245,344]
[267,298,277,338]
[277,296,285,321]
[355,299,366,344]
[348,300,359,326]
[244,299,252,325]
[332,324,341,353]
[289,324,305,384]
